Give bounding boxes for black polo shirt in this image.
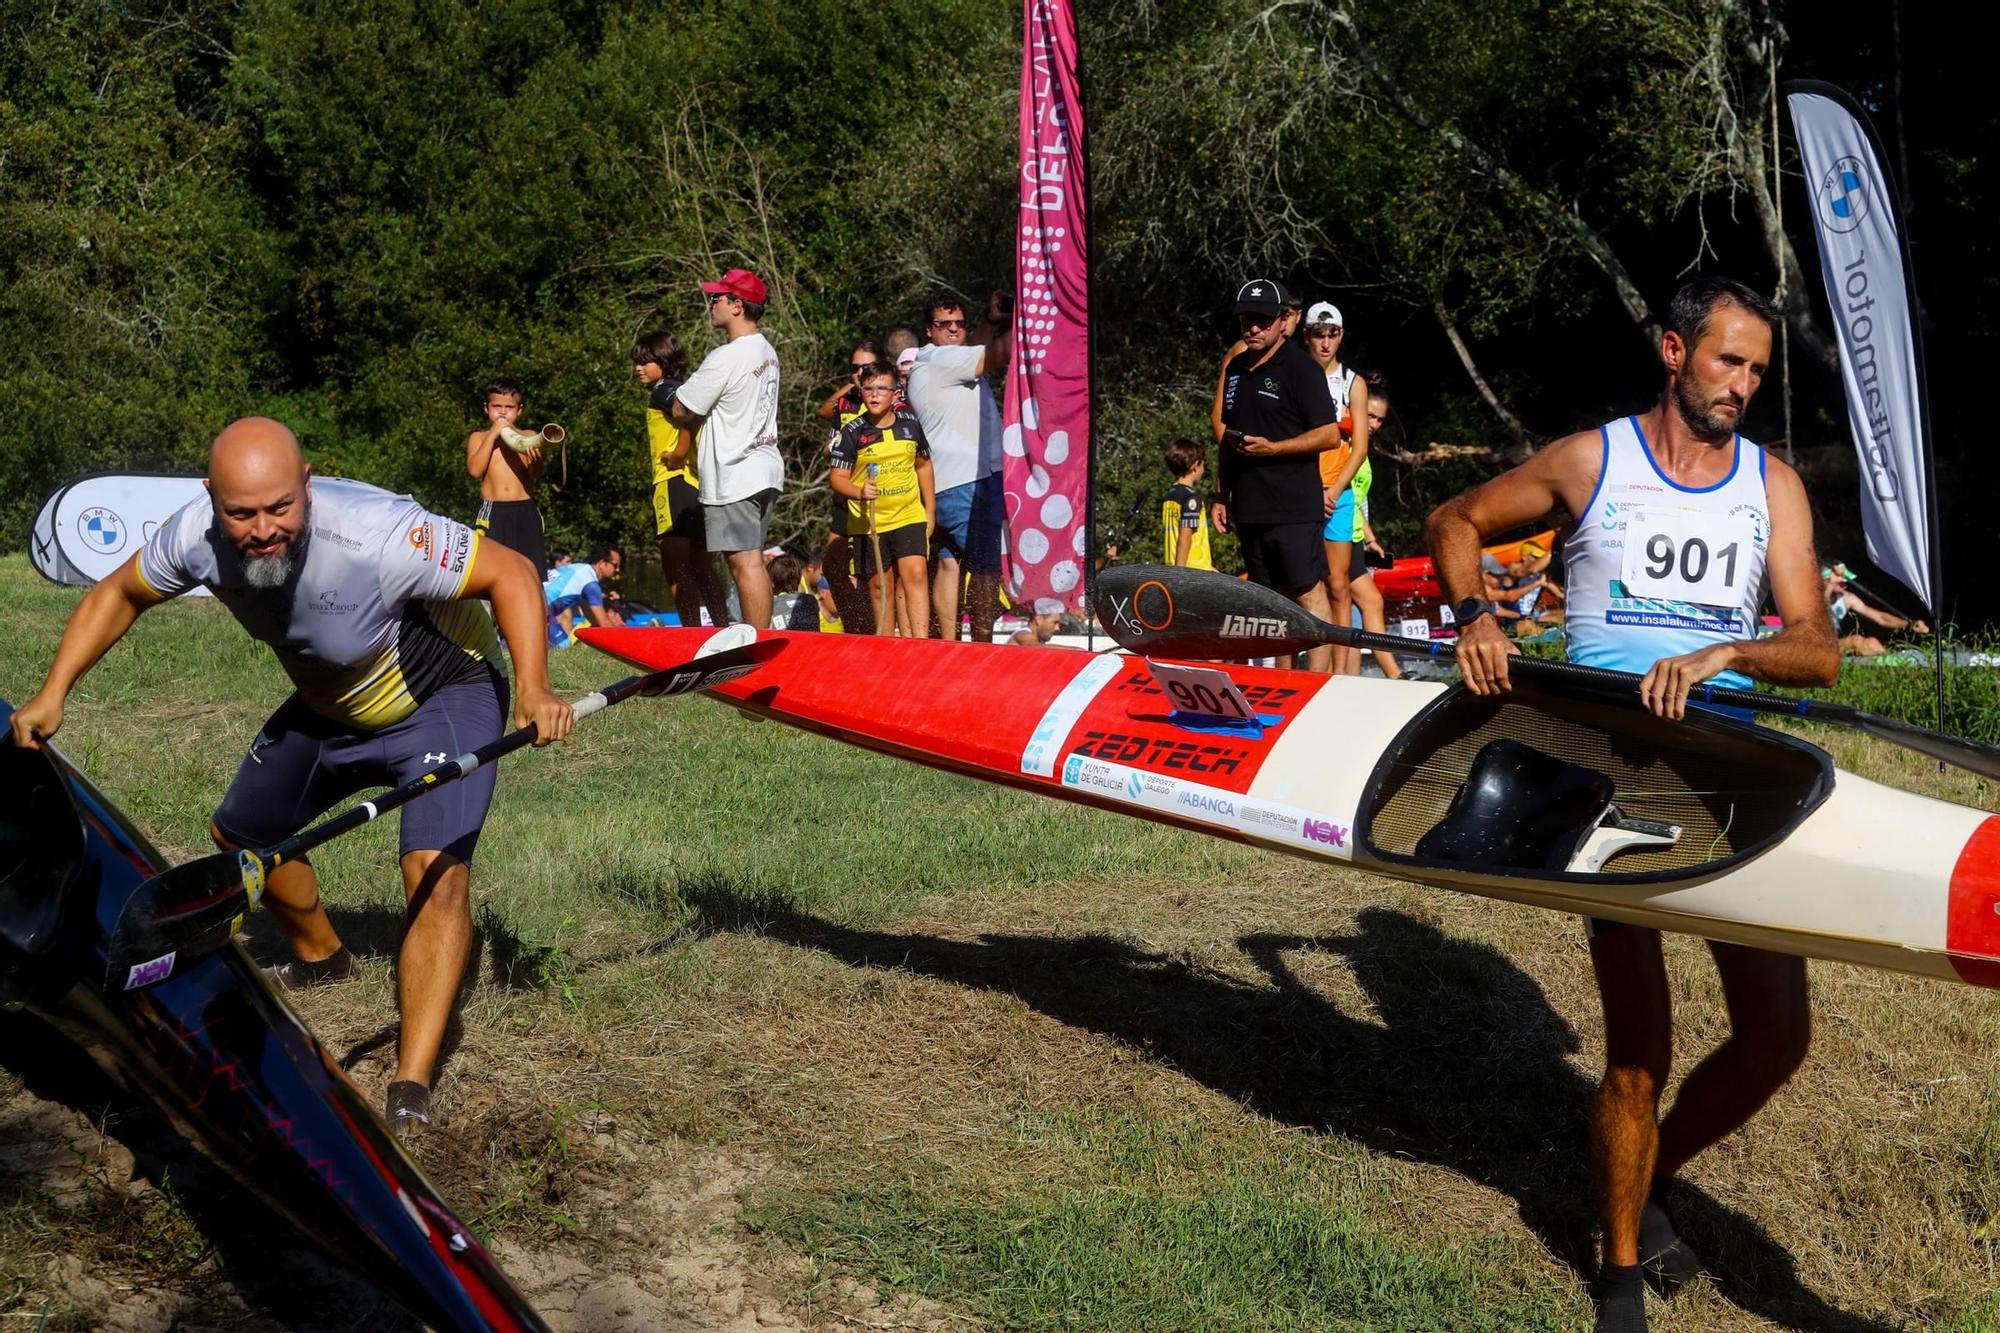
[1218,339,1337,525]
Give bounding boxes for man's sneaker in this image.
[1639,1194,1705,1298]
[386,1080,431,1141]
[265,946,359,991]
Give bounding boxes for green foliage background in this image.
[3,0,1992,612]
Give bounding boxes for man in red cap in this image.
[666,268,784,627]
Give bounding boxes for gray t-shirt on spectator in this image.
[907,343,1002,493]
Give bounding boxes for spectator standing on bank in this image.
[1214,278,1341,672]
[908,290,1011,642]
[1300,302,1371,673]
[665,268,783,630]
[1161,438,1215,570]
[832,362,936,638]
[814,338,888,634]
[632,330,732,630]
[464,377,550,581]
[1346,373,1403,678]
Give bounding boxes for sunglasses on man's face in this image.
[709,292,738,306]
[931,318,967,330]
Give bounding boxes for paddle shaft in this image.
[1095,564,2000,781]
[258,663,710,871]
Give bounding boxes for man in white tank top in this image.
[1426,278,1838,1333]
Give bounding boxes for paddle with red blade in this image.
[1094,563,2000,782]
[103,630,783,993]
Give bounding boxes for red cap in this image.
[700,268,769,306]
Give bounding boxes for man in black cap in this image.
[1213,278,1341,671]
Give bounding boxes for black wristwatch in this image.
[1451,597,1495,627]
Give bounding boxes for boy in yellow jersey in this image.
[831,363,936,636]
[1161,438,1214,569]
[632,330,732,627]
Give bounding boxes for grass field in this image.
[3,551,1999,1331]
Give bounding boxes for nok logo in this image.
[1300,817,1348,848]
[1819,157,1869,234]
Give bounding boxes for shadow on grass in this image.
[0,1009,419,1331]
[675,879,1895,1333]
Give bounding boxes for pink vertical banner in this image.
[1003,0,1090,610]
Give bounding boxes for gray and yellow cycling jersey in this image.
[137,477,500,729]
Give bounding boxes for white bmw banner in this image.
[1787,81,1937,613]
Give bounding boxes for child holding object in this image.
[831,363,936,637]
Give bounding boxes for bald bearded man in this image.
[8,418,571,1136]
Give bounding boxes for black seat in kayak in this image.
[1415,738,1615,872]
[0,738,86,963]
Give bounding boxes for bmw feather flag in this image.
[1786,81,1939,614]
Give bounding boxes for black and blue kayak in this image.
[0,701,549,1332]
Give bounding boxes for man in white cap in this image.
[666,267,783,628]
[1009,597,1067,646]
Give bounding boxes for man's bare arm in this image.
[7,557,164,747]
[457,541,572,745]
[466,428,502,480]
[1427,432,1597,695]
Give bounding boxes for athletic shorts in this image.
[475,498,547,581]
[932,474,1003,574]
[1349,541,1367,580]
[703,488,778,554]
[829,488,851,539]
[212,672,508,865]
[653,476,702,539]
[1237,520,1328,591]
[1322,489,1356,544]
[857,522,928,578]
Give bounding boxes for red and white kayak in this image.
[580,626,2000,989]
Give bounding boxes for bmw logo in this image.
[77,507,126,553]
[1818,156,1869,234]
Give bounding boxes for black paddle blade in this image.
[1093,565,1328,658]
[102,849,260,994]
[1851,711,2000,782]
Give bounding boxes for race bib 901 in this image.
[1620,508,1753,606]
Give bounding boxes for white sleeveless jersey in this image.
[1563,415,1770,689]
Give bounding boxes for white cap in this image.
[1032,597,1064,617]
[1304,301,1344,329]
[896,346,918,369]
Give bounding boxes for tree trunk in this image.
[1433,299,1534,458]
[1312,0,1663,352]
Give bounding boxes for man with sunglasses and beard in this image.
[8,417,570,1138]
[1213,278,1342,672]
[1427,277,1838,1333]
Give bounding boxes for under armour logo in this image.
[424,752,448,764]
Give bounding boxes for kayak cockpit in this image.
[1359,687,1832,885]
[0,734,88,1005]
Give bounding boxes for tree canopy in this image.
[3,0,1989,619]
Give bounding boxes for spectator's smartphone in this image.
[1222,428,1247,450]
